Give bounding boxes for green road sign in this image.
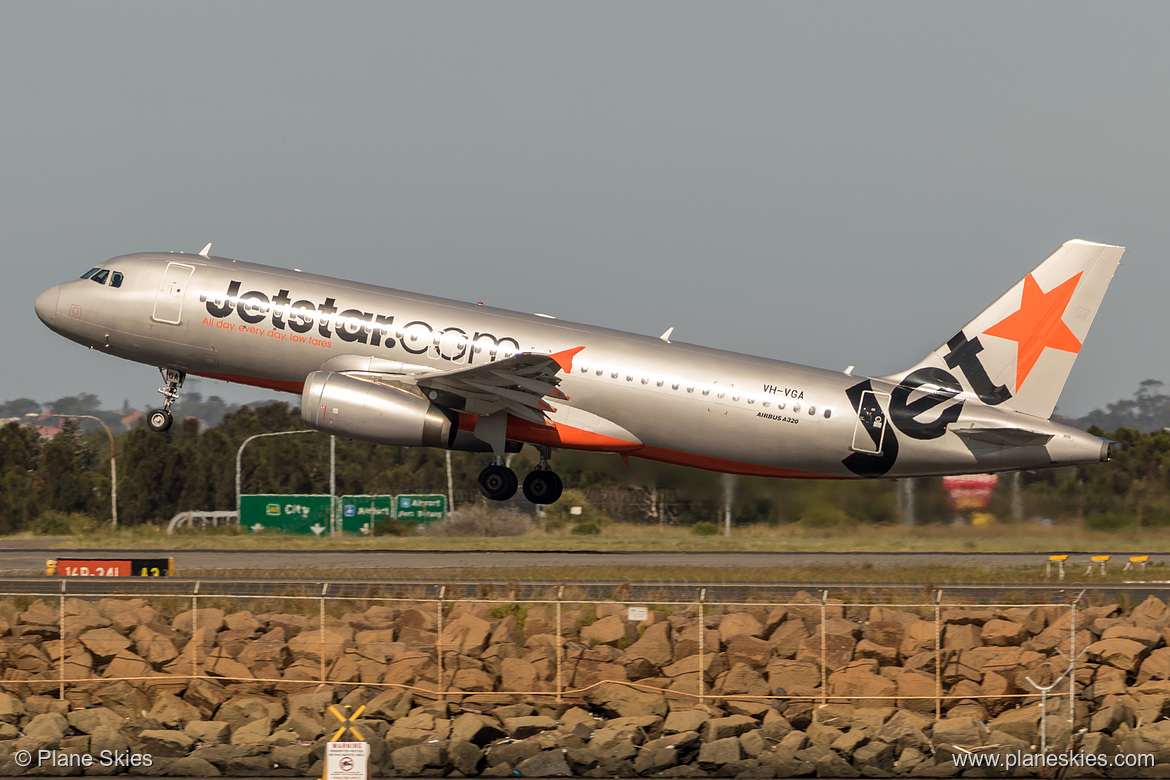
[339,494,395,535]
[395,494,447,523]
[240,494,332,535]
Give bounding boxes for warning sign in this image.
[326,741,369,780]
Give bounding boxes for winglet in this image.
[550,346,585,373]
[660,327,674,343]
[199,243,212,258]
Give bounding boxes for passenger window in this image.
[111,272,124,288]
[90,269,110,284]
[80,267,100,279]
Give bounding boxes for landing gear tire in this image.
[478,464,518,501]
[523,470,563,505]
[147,408,173,432]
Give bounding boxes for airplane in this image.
[35,239,1122,505]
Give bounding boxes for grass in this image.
[180,561,1169,586]
[29,519,1170,554]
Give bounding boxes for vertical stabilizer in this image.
[893,239,1123,420]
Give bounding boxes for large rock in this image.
[828,667,896,704]
[988,705,1042,742]
[796,633,855,672]
[981,618,1029,646]
[441,613,492,655]
[1101,624,1162,649]
[138,728,195,756]
[718,611,764,643]
[79,627,132,660]
[696,735,743,768]
[1138,647,1170,684]
[931,716,989,747]
[580,615,635,646]
[215,694,285,732]
[725,634,772,669]
[147,692,202,726]
[1131,596,1170,631]
[863,620,905,649]
[702,714,757,742]
[585,682,667,718]
[172,608,226,640]
[768,619,810,659]
[288,623,354,662]
[895,669,936,713]
[390,742,446,776]
[451,712,506,746]
[874,709,929,752]
[515,749,572,777]
[17,712,68,751]
[66,706,123,735]
[1087,637,1149,672]
[900,620,937,655]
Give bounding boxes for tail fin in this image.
[894,238,1124,419]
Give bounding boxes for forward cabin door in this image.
[152,263,195,324]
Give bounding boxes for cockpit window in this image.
[80,267,100,279]
[110,272,124,288]
[90,269,110,285]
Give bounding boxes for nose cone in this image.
[35,285,60,327]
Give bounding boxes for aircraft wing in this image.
[413,346,584,425]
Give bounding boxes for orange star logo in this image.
[983,272,1083,391]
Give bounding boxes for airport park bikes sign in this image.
[239,493,447,535]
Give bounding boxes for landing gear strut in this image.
[147,368,185,432]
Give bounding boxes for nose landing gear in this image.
[146,369,185,432]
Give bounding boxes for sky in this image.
[2,2,1167,417]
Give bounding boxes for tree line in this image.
[2,384,1170,533]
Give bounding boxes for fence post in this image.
[319,583,328,683]
[555,586,564,703]
[934,590,943,721]
[58,580,66,701]
[192,581,200,680]
[698,589,706,704]
[1069,593,1083,747]
[820,590,828,705]
[436,586,446,703]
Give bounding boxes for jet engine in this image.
[301,370,498,451]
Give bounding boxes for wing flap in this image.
[414,346,584,427]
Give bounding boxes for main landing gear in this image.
[477,446,564,505]
[147,368,185,432]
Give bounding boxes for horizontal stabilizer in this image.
[949,423,1053,447]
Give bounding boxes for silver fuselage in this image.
[35,252,1108,479]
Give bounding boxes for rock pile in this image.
[0,592,1166,776]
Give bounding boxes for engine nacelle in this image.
[301,370,460,448]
